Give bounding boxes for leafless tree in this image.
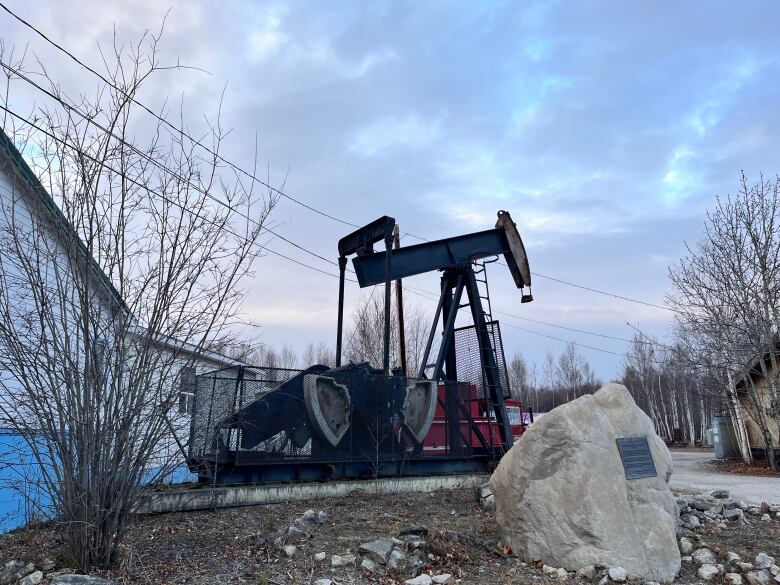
[0,31,276,569]
[344,292,434,375]
[301,341,336,367]
[668,173,780,469]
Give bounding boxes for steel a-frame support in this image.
[418,264,513,453]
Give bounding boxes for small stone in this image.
[50,577,116,585]
[317,510,329,524]
[399,525,429,537]
[576,566,596,580]
[608,567,627,582]
[771,566,780,577]
[680,513,701,529]
[556,567,569,579]
[738,500,749,510]
[739,562,756,573]
[388,549,407,570]
[314,552,326,562]
[406,539,427,551]
[747,570,772,585]
[331,554,356,567]
[282,545,296,558]
[727,552,743,564]
[359,537,394,565]
[361,558,380,574]
[693,548,718,567]
[543,565,559,575]
[598,576,609,585]
[405,575,433,585]
[761,514,771,522]
[725,574,744,585]
[699,565,720,581]
[710,489,730,499]
[679,537,693,554]
[432,575,454,584]
[20,572,44,585]
[38,560,56,572]
[314,580,332,585]
[725,508,745,521]
[682,556,692,563]
[757,555,776,570]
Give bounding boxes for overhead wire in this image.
[0,103,359,285]
[0,4,685,360]
[0,1,680,315]
[0,1,361,229]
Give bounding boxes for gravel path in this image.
[670,449,780,504]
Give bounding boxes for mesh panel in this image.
[453,320,511,399]
[187,364,498,473]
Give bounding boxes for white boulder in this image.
[489,384,680,582]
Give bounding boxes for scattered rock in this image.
[490,384,680,582]
[314,552,326,562]
[480,483,495,511]
[405,575,433,585]
[19,572,44,585]
[771,565,780,577]
[388,549,407,570]
[406,539,427,551]
[50,577,116,585]
[757,554,776,570]
[432,574,454,584]
[399,525,428,537]
[725,508,745,521]
[679,537,693,554]
[0,561,34,585]
[317,511,329,524]
[747,570,772,585]
[282,545,297,558]
[608,566,627,582]
[680,513,701,529]
[693,548,718,567]
[710,489,730,499]
[361,558,381,574]
[725,574,744,585]
[313,580,332,585]
[38,560,56,572]
[727,552,743,564]
[576,565,597,580]
[698,564,719,581]
[331,554,356,567]
[761,514,771,522]
[359,537,394,565]
[739,562,756,573]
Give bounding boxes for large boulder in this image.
[489,383,680,582]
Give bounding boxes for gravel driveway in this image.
[670,448,780,504]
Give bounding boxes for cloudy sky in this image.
[2,0,779,379]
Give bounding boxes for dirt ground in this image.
[1,487,779,584]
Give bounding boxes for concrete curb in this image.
[135,473,489,515]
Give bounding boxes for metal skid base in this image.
[194,455,496,485]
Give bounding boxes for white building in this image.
[0,125,244,488]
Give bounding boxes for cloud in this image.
[5,0,780,378]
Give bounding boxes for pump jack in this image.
[188,210,533,483]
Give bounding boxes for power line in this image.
[531,271,679,313]
[0,1,360,229]
[0,58,346,272]
[0,1,683,317]
[0,103,358,285]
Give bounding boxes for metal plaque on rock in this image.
[616,436,657,480]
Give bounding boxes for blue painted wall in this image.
[0,428,196,532]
